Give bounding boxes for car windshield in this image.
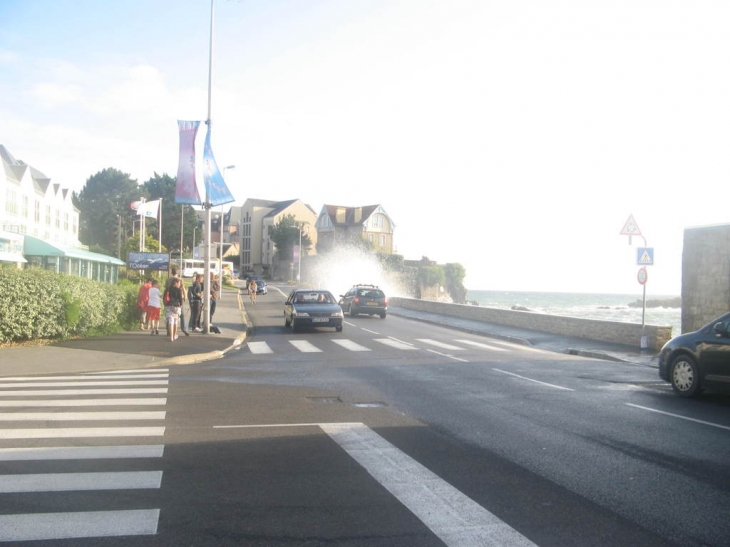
[294,292,335,304]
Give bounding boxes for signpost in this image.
[621,215,651,349]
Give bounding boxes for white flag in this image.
[137,199,161,219]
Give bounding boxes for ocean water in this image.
[466,290,682,336]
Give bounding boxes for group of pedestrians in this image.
[136,268,220,342]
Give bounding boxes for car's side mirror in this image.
[713,322,726,337]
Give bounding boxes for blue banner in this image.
[203,126,235,207]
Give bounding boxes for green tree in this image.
[76,168,142,256]
[443,262,467,304]
[270,214,313,261]
[419,265,445,287]
[141,173,199,255]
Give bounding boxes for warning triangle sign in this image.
[620,215,641,236]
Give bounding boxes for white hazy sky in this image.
[2,0,729,295]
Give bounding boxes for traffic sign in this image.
[637,267,648,285]
[620,215,642,236]
[637,247,654,265]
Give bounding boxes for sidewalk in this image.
[0,282,251,377]
[0,285,659,378]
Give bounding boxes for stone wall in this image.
[682,224,730,333]
[390,297,673,351]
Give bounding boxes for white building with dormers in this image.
[1,145,124,281]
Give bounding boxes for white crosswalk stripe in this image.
[416,339,467,351]
[455,340,510,352]
[332,340,371,352]
[374,338,419,350]
[0,368,168,542]
[289,340,322,352]
[248,341,273,354]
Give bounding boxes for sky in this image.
[2,0,729,296]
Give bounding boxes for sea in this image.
[466,290,682,337]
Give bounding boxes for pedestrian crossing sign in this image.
[637,247,654,265]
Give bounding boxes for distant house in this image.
[315,204,395,254]
[232,198,317,275]
[0,144,124,281]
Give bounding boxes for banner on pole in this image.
[203,125,235,207]
[175,120,202,205]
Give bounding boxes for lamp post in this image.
[294,223,308,284]
[218,165,235,300]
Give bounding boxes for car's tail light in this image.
[354,296,360,303]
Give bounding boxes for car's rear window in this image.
[358,289,385,298]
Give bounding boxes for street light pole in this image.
[219,165,235,301]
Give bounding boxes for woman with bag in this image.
[163,278,184,342]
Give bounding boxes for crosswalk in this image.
[246,336,545,356]
[0,368,168,543]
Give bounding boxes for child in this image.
[146,279,162,335]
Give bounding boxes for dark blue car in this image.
[658,312,730,397]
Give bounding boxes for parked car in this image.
[284,289,343,332]
[658,312,730,397]
[246,275,267,295]
[339,284,388,318]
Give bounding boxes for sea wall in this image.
[389,297,673,351]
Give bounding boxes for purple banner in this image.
[175,120,202,205]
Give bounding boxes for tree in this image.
[443,262,467,304]
[270,214,313,261]
[141,173,199,255]
[76,168,142,256]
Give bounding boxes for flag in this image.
[175,120,202,205]
[137,199,161,219]
[203,125,235,207]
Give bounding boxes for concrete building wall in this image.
[682,224,730,333]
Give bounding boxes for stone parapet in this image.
[390,297,673,351]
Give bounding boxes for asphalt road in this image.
[0,287,728,546]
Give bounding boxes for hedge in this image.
[0,267,139,344]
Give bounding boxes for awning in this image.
[23,236,125,265]
[0,251,27,263]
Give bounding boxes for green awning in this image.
[23,236,125,265]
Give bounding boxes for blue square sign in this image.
[637,247,654,265]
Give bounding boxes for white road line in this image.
[0,411,166,421]
[247,341,273,354]
[0,427,165,439]
[0,388,168,396]
[360,328,380,334]
[332,340,371,352]
[455,340,509,352]
[0,445,165,461]
[0,380,168,388]
[374,339,419,350]
[626,403,730,431]
[0,509,160,542]
[289,340,322,353]
[1,374,169,381]
[87,369,169,374]
[494,369,574,391]
[417,339,466,351]
[0,471,163,493]
[0,398,167,407]
[427,349,469,363]
[321,422,538,547]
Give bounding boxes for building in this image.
[1,145,124,281]
[233,198,317,276]
[315,204,395,254]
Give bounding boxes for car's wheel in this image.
[349,305,357,318]
[336,325,343,332]
[285,315,290,327]
[380,312,386,319]
[291,319,298,333]
[670,354,701,397]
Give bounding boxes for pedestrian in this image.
[188,273,204,332]
[146,279,162,335]
[163,277,184,342]
[209,272,220,324]
[249,279,257,304]
[165,266,190,337]
[136,277,152,330]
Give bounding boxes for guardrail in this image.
[389,297,672,351]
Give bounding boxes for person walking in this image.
[136,277,152,330]
[165,266,190,337]
[208,272,220,324]
[146,279,162,335]
[249,279,257,304]
[188,273,204,332]
[163,278,184,342]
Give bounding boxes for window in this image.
[22,196,29,218]
[5,189,17,214]
[380,234,386,246]
[55,209,61,229]
[46,205,51,226]
[34,200,40,222]
[64,213,69,231]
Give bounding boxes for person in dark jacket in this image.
[188,273,204,331]
[164,278,184,342]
